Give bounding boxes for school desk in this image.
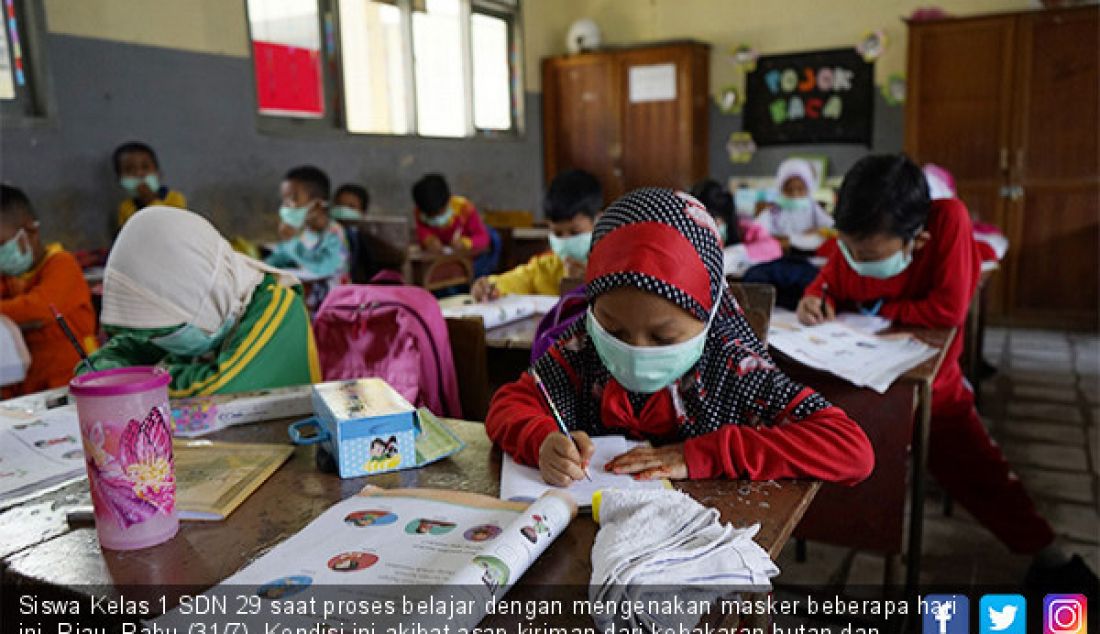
[774,327,954,593]
[0,412,818,628]
[403,244,482,289]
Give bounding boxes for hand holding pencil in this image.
[530,368,594,487]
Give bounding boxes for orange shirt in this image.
[1,243,98,396]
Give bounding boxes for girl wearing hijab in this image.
[690,179,782,277]
[486,189,873,486]
[757,158,834,238]
[83,206,320,397]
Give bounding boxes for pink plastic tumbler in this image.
[70,366,179,551]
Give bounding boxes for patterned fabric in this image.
[533,188,830,439]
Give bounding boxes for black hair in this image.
[544,169,603,222]
[835,154,930,240]
[112,142,159,177]
[284,165,331,201]
[411,173,451,215]
[0,184,35,223]
[334,183,370,211]
[690,179,741,245]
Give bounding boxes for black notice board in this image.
[743,48,874,146]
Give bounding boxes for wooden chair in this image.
[445,317,490,420]
[728,281,776,343]
[422,254,473,292]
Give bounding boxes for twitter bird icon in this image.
[982,595,1026,634]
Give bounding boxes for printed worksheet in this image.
[0,406,86,504]
[441,294,560,329]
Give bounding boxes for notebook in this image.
[441,294,560,329]
[174,440,294,521]
[499,435,671,509]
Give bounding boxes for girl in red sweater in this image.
[486,188,874,487]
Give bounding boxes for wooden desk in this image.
[485,314,542,350]
[402,245,481,288]
[2,417,818,624]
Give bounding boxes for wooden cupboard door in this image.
[905,16,1016,316]
[542,54,623,201]
[618,43,709,194]
[1007,6,1099,328]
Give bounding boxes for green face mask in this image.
[279,204,309,230]
[330,205,364,221]
[149,316,236,358]
[0,229,33,276]
[548,231,593,263]
[838,239,913,280]
[422,207,454,227]
[120,174,160,196]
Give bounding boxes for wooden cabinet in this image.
[905,6,1098,329]
[542,41,710,202]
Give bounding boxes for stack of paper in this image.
[0,406,86,506]
[768,310,936,393]
[441,294,559,329]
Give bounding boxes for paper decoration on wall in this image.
[856,30,887,62]
[716,85,742,114]
[731,44,759,72]
[882,73,906,106]
[726,132,757,164]
[743,48,874,146]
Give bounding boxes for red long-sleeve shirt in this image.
[414,195,490,252]
[804,198,981,394]
[486,371,874,485]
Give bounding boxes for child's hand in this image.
[424,235,444,253]
[471,277,500,302]
[605,443,688,480]
[450,233,467,250]
[562,256,586,279]
[278,222,299,241]
[305,206,329,232]
[538,431,594,487]
[797,295,835,325]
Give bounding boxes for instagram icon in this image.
[1045,595,1087,634]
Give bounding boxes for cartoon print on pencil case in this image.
[472,555,510,594]
[365,436,402,472]
[344,509,398,527]
[83,405,175,529]
[463,524,502,542]
[256,575,313,599]
[405,518,457,535]
[520,514,551,544]
[327,551,379,572]
[34,435,76,448]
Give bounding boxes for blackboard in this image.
[743,48,874,146]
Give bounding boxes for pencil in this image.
[49,304,96,373]
[529,368,591,481]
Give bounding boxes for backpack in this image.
[530,284,588,363]
[312,284,463,418]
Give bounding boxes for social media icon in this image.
[924,594,970,634]
[981,595,1026,634]
[1045,594,1087,634]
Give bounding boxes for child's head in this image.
[689,179,740,246]
[0,184,42,275]
[280,165,331,229]
[775,158,818,200]
[544,169,602,237]
[333,183,369,221]
[112,142,161,196]
[835,154,931,277]
[412,173,451,218]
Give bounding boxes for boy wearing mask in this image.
[113,141,187,229]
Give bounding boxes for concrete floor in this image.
[774,327,1100,588]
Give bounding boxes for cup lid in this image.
[69,366,171,397]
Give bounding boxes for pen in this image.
[50,304,96,373]
[529,368,591,481]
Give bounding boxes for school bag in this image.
[312,283,462,418]
[530,284,588,363]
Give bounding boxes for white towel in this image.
[589,488,779,631]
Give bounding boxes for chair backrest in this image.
[423,255,473,292]
[444,316,490,420]
[350,216,410,270]
[728,281,776,343]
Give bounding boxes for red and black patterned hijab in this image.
[532,188,829,439]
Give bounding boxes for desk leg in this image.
[906,381,933,593]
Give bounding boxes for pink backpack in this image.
[312,284,463,418]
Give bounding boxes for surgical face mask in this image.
[0,229,33,276]
[330,205,363,221]
[279,204,310,230]
[838,239,912,280]
[422,207,454,227]
[777,195,812,213]
[150,316,235,357]
[548,231,593,263]
[120,174,160,196]
[587,288,722,394]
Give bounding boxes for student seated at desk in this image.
[796,154,1095,589]
[84,206,320,397]
[487,188,874,487]
[690,179,782,277]
[332,183,369,223]
[472,169,601,301]
[757,158,833,239]
[0,185,97,396]
[113,141,187,230]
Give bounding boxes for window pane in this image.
[340,0,409,134]
[470,12,511,130]
[247,0,325,118]
[412,0,466,137]
[0,14,16,100]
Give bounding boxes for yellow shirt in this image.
[117,189,188,228]
[488,251,566,296]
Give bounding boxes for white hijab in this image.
[101,206,298,333]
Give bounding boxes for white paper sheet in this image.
[629,63,677,103]
[441,294,559,329]
[0,406,86,504]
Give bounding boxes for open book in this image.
[154,487,577,631]
[441,294,560,329]
[0,405,86,506]
[175,440,293,521]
